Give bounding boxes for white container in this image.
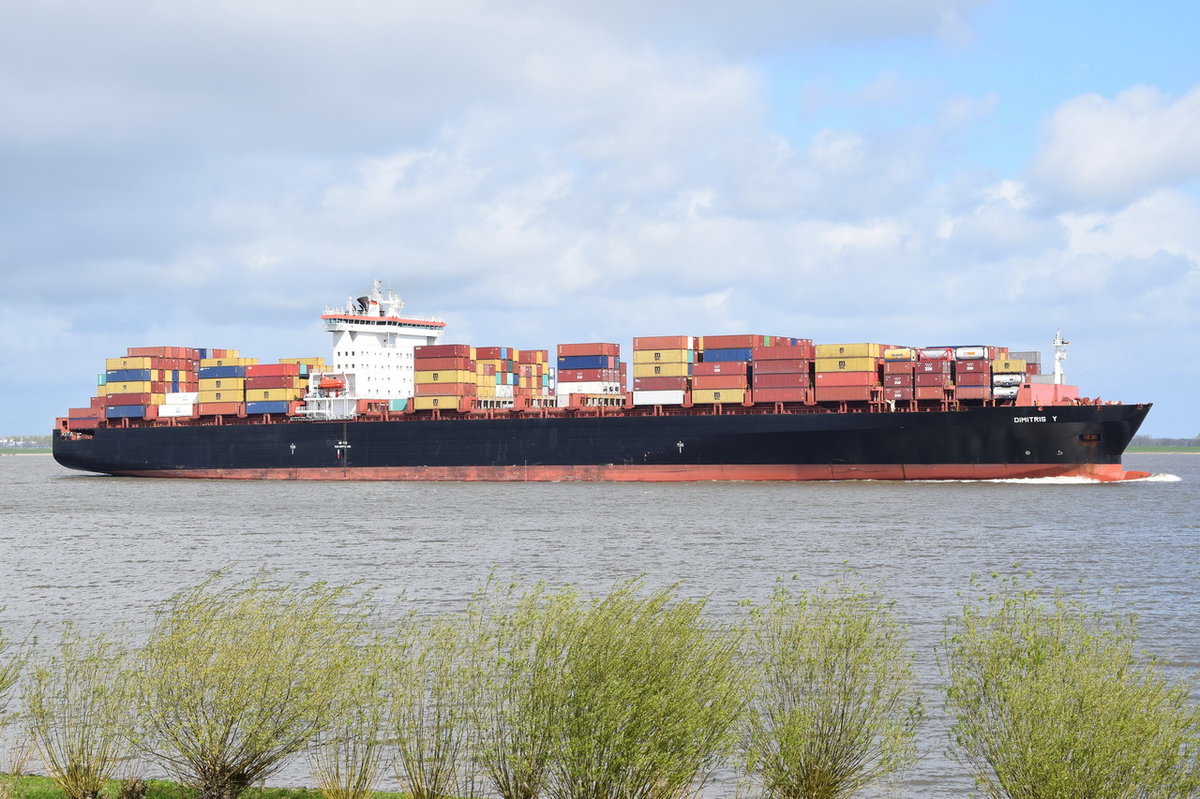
[495,384,514,398]
[632,390,688,406]
[992,373,1024,387]
[955,347,988,360]
[158,403,195,417]
[165,391,200,404]
[993,385,1019,399]
[555,380,623,394]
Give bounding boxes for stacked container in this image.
[244,362,305,415]
[949,346,994,401]
[631,336,695,406]
[990,357,1027,402]
[515,350,553,402]
[692,335,758,405]
[913,348,954,401]
[556,343,623,406]
[101,346,207,421]
[198,355,256,416]
[751,340,814,403]
[413,344,476,411]
[880,347,916,402]
[473,346,514,401]
[814,343,885,403]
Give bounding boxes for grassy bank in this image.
[6,776,406,799]
[1127,446,1200,453]
[0,449,50,455]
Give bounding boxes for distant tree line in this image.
[0,435,51,448]
[1132,435,1200,448]
[1,571,1198,799]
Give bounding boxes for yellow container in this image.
[814,357,878,372]
[414,369,475,384]
[413,395,464,410]
[106,357,152,371]
[814,343,883,359]
[198,389,244,403]
[199,377,246,392]
[96,385,108,397]
[992,359,1027,373]
[691,388,746,404]
[632,349,692,364]
[248,388,303,402]
[883,347,917,361]
[199,357,258,367]
[476,384,496,398]
[632,362,691,378]
[108,381,156,394]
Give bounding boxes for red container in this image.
[914,373,953,388]
[245,376,301,390]
[474,346,508,359]
[65,417,100,430]
[633,335,693,350]
[956,359,990,373]
[67,407,97,419]
[245,363,301,377]
[415,383,478,396]
[915,361,953,374]
[517,349,548,363]
[955,386,992,400]
[814,386,875,402]
[914,386,948,400]
[633,376,690,391]
[918,348,954,361]
[815,371,878,387]
[882,374,913,388]
[414,357,476,371]
[693,361,748,376]
[751,359,811,375]
[558,368,621,382]
[752,387,808,403]
[883,361,916,375]
[415,344,472,359]
[954,372,990,387]
[126,346,183,358]
[105,392,157,406]
[752,373,811,388]
[884,387,914,401]
[197,402,244,416]
[701,334,760,349]
[692,375,748,389]
[558,343,620,357]
[751,344,815,361]
[90,396,107,409]
[1026,363,1041,376]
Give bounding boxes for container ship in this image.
[53,282,1151,482]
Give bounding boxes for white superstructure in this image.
[320,279,445,400]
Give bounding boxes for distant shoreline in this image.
[0,450,51,456]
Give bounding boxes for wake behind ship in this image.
[54,282,1151,482]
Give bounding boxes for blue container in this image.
[388,398,408,412]
[107,368,153,382]
[105,405,146,419]
[97,373,107,386]
[245,401,291,415]
[557,355,614,370]
[702,348,753,362]
[198,365,246,379]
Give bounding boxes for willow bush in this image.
[132,574,373,799]
[466,580,580,799]
[742,576,922,799]
[547,579,747,799]
[943,573,1200,799]
[21,624,130,799]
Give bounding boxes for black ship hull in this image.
[53,403,1152,481]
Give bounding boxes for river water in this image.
[1,453,1195,797]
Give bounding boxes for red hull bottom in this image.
[116,463,1151,482]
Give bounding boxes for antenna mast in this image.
[1053,329,1070,386]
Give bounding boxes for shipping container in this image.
[245,376,304,391]
[953,347,991,361]
[388,398,409,412]
[245,401,292,415]
[106,368,154,381]
[991,359,1027,373]
[992,373,1025,387]
[915,361,953,374]
[106,356,153,371]
[632,362,691,378]
[751,359,812,375]
[105,405,146,419]
[917,348,954,361]
[693,361,748,376]
[557,343,620,357]
[700,334,763,349]
[196,402,245,416]
[750,387,808,403]
[882,347,917,361]
[247,389,303,402]
[415,344,472,359]
[157,404,195,418]
[632,389,688,406]
[814,372,878,387]
[557,355,618,370]
[412,396,470,411]
[814,386,875,402]
[105,392,164,406]
[632,376,690,391]
[557,368,621,383]
[883,361,917,375]
[245,363,301,377]
[632,349,693,364]
[107,381,165,394]
[691,388,746,404]
[691,375,748,390]
[955,386,992,400]
[198,390,244,403]
[814,357,878,373]
[65,417,100,430]
[199,378,246,393]
[474,346,513,360]
[67,407,97,419]
[993,386,1019,399]
[198,365,247,379]
[199,357,257,368]
[702,347,753,362]
[633,335,694,350]
[814,343,883,359]
[884,387,914,401]
[914,386,947,400]
[955,359,990,374]
[752,373,811,389]
[750,344,814,361]
[414,356,476,371]
[414,369,476,384]
[914,373,953,388]
[954,372,990,387]
[882,374,913,388]
[555,381,624,395]
[415,383,478,396]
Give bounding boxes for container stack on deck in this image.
[515,350,553,403]
[412,344,476,411]
[814,343,887,403]
[198,355,258,416]
[631,336,695,407]
[750,339,814,403]
[556,343,624,406]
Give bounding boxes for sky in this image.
[2,0,1197,437]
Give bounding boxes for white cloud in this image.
[1027,84,1200,209]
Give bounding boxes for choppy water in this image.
[2,453,1196,797]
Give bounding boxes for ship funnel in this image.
[356,296,370,313]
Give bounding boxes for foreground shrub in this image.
[133,574,372,799]
[943,573,1200,799]
[743,576,922,799]
[547,579,746,799]
[22,624,130,799]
